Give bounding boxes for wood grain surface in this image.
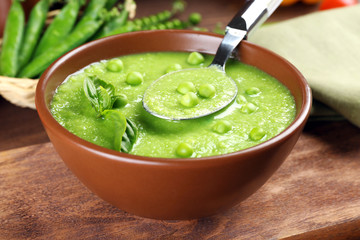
[1,121,359,240]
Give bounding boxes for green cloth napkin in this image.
[249,5,360,127]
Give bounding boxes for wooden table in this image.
[1,1,360,239]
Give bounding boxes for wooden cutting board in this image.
[1,121,360,240]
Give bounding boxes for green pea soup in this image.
[51,52,296,158]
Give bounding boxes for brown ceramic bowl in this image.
[36,30,311,220]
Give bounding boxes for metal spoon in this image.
[143,0,282,120]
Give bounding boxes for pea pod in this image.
[100,21,139,38]
[19,19,103,78]
[134,10,172,28]
[18,0,50,69]
[101,18,188,38]
[0,0,24,77]
[83,0,107,18]
[105,0,119,10]
[77,0,107,25]
[93,8,129,39]
[33,0,82,58]
[97,0,187,39]
[142,18,189,31]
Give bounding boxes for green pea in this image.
[142,17,151,26]
[180,92,199,108]
[165,21,175,29]
[84,64,105,75]
[126,71,143,85]
[198,84,216,98]
[112,94,128,108]
[177,81,196,94]
[158,10,171,21]
[106,59,124,72]
[212,120,232,134]
[246,87,261,95]
[172,19,183,29]
[188,12,202,25]
[157,23,166,30]
[134,18,143,27]
[240,102,257,114]
[149,25,157,30]
[236,95,247,104]
[166,63,182,73]
[133,24,142,31]
[176,142,193,158]
[187,52,205,65]
[249,127,266,141]
[149,15,158,24]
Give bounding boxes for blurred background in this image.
[1,0,322,38]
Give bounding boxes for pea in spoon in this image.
[143,0,282,120]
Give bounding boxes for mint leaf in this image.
[84,77,138,152]
[84,76,120,116]
[121,118,138,153]
[103,110,127,151]
[103,110,138,153]
[83,77,101,113]
[94,78,115,97]
[98,86,112,111]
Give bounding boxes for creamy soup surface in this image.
[51,52,296,158]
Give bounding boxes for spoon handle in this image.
[211,0,282,69]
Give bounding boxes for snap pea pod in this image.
[93,8,129,39]
[97,0,186,39]
[133,0,186,29]
[0,0,24,77]
[105,0,119,10]
[77,0,107,26]
[133,10,172,28]
[82,0,107,18]
[100,21,140,38]
[142,18,188,30]
[33,0,82,58]
[19,20,103,78]
[102,18,188,38]
[18,0,50,69]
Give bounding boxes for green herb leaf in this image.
[121,118,138,153]
[83,76,101,113]
[103,110,127,151]
[94,77,115,97]
[103,110,138,153]
[98,85,112,111]
[84,77,137,152]
[84,76,121,116]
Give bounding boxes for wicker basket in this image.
[0,75,37,109]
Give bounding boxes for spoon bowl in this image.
[143,65,238,120]
[143,0,282,120]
